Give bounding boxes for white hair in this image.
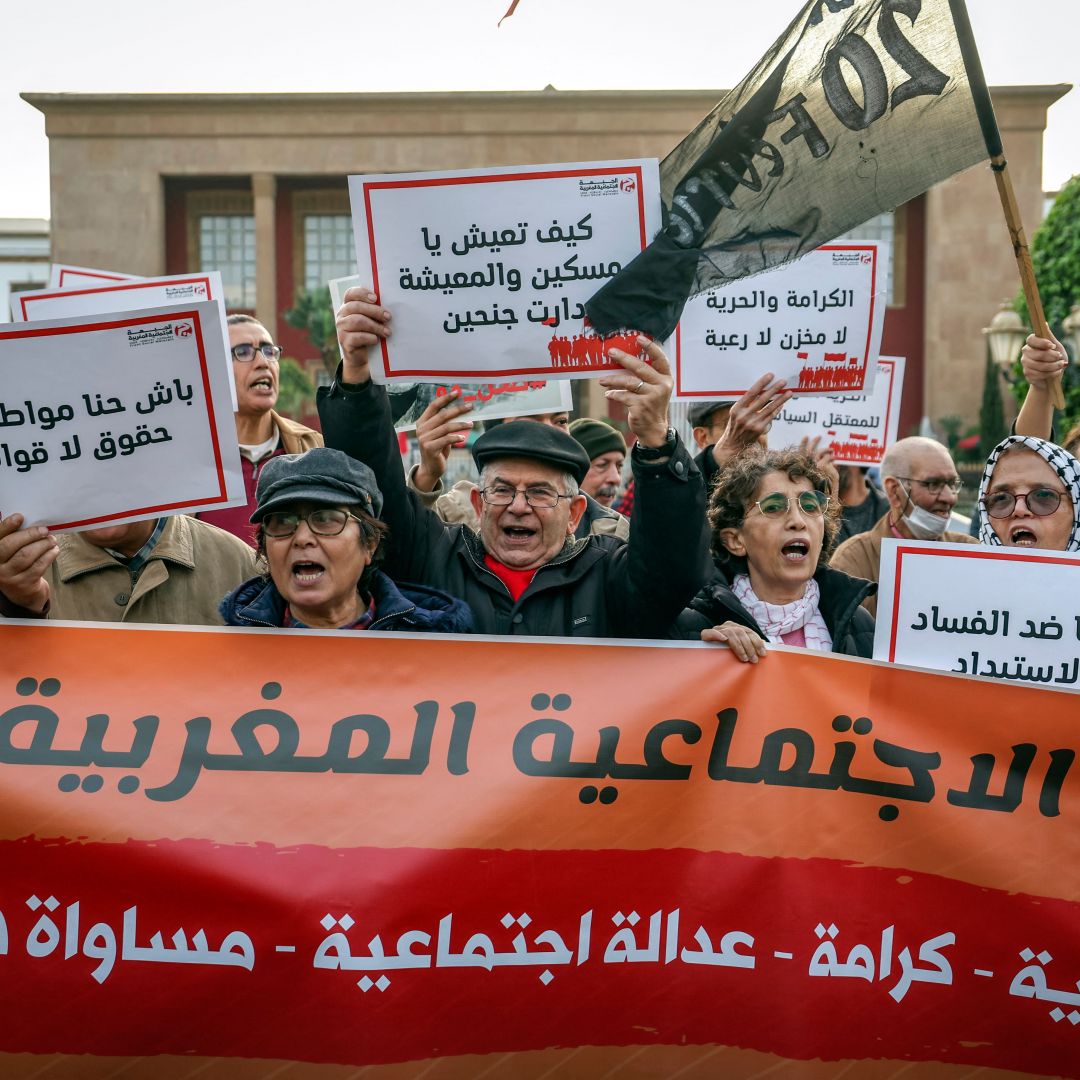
[880,436,953,481]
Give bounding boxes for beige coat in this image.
[33,515,256,625]
[273,411,323,454]
[405,466,631,541]
[830,512,978,618]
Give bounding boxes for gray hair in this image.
[478,464,579,499]
[880,436,952,481]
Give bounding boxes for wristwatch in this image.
[633,427,678,461]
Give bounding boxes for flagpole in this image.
[948,0,1065,410]
[988,156,1065,409]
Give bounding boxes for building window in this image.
[835,210,900,306]
[198,214,256,309]
[303,214,356,290]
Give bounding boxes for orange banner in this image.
[0,621,1076,1078]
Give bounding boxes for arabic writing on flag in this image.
[586,0,995,339]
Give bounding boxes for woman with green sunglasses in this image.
[674,448,876,662]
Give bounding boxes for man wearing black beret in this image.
[320,286,707,638]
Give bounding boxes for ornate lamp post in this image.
[982,300,1028,381]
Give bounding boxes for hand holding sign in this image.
[0,514,57,614]
[600,337,673,449]
[414,391,474,494]
[335,287,392,384]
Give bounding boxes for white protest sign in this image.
[873,539,1080,691]
[349,160,663,383]
[768,356,905,465]
[674,242,888,399]
[329,274,572,430]
[12,272,236,409]
[47,264,143,290]
[0,303,244,531]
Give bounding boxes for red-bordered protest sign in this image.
[875,539,1080,690]
[0,622,1076,1076]
[350,160,662,383]
[0,305,243,530]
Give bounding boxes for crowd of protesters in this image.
[0,285,1077,672]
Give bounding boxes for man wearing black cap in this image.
[320,286,706,638]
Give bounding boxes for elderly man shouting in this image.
[321,286,705,638]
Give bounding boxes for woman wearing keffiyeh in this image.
[977,435,1080,553]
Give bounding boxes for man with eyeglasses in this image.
[197,314,322,544]
[830,436,977,617]
[321,286,705,638]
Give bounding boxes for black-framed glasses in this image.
[480,484,574,509]
[982,488,1065,519]
[897,476,963,495]
[749,491,830,518]
[262,508,362,537]
[231,343,282,363]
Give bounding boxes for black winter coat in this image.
[317,376,707,639]
[674,564,877,657]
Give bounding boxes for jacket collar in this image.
[57,515,195,583]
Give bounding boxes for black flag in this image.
[586,0,998,340]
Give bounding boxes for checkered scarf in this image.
[732,574,834,651]
[977,435,1080,552]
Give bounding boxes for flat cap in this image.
[251,447,384,523]
[472,420,591,484]
[688,400,734,428]
[568,417,627,462]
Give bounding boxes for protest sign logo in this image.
[173,321,193,338]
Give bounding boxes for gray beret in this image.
[251,447,384,523]
[688,400,735,428]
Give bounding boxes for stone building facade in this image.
[24,86,1070,431]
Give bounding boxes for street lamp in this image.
[982,300,1028,380]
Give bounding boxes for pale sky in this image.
[2,0,1077,220]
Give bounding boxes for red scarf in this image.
[484,555,537,602]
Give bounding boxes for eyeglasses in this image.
[231,343,282,363]
[262,508,363,537]
[982,488,1065,518]
[749,491,830,518]
[897,476,963,495]
[480,484,574,509]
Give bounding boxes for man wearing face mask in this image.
[830,436,976,617]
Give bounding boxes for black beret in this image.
[472,420,591,484]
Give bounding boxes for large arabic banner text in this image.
[0,623,1075,1078]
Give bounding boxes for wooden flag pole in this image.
[989,153,1066,410]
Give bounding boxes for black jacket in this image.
[219,568,474,633]
[674,564,877,657]
[317,376,706,638]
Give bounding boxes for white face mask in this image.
[899,484,950,539]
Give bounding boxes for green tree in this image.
[275,357,315,419]
[283,286,339,377]
[978,347,1006,455]
[1012,175,1080,421]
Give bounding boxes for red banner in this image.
[0,623,1076,1077]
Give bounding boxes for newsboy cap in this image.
[250,447,384,523]
[687,400,734,428]
[472,421,591,484]
[568,418,627,462]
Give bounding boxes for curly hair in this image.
[255,505,390,596]
[707,448,840,576]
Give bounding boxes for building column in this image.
[252,173,277,338]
